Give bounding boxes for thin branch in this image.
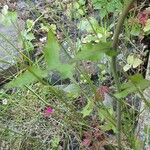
[111,0,135,149]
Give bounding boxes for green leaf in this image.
[50,24,57,34]
[120,82,134,90]
[129,74,144,84]
[132,57,142,68]
[44,30,60,69]
[78,0,85,5]
[107,2,115,13]
[20,31,35,52]
[21,30,35,41]
[115,74,150,99]
[123,64,131,71]
[127,55,134,65]
[126,54,143,69]
[81,99,94,118]
[98,107,116,133]
[40,23,49,32]
[0,5,17,26]
[92,0,104,10]
[44,30,74,78]
[26,19,34,31]
[114,86,136,99]
[77,17,99,32]
[24,41,34,52]
[6,66,47,88]
[77,44,104,61]
[100,8,107,18]
[130,23,141,36]
[76,42,114,61]
[26,32,35,41]
[96,27,110,42]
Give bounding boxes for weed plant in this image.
[0,0,150,149]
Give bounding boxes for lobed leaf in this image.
[76,41,115,61]
[6,66,47,88]
[44,30,74,78]
[115,74,150,99]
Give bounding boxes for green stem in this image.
[111,0,135,149]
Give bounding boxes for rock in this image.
[0,23,19,71]
[103,93,113,109]
[0,4,24,85]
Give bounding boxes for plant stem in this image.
[111,0,135,149]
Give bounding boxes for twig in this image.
[111,0,135,149]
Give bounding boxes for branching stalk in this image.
[111,0,135,149]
